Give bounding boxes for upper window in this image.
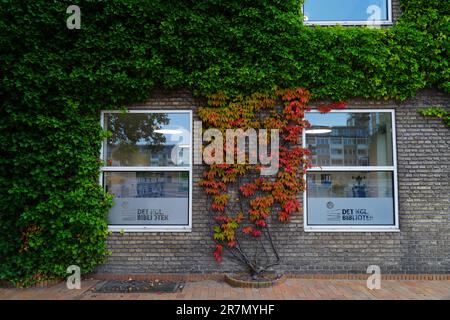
[103,112,191,167]
[303,0,392,25]
[305,111,393,167]
[100,110,192,232]
[303,110,398,232]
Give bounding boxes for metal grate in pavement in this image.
[93,280,184,293]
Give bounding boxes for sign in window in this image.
[304,110,398,231]
[306,171,395,226]
[105,171,189,226]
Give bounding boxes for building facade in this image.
[93,0,449,276]
[96,88,450,276]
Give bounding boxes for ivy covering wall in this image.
[0,0,448,286]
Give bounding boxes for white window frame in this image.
[100,109,193,233]
[303,0,393,26]
[302,109,399,232]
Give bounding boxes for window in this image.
[303,0,392,25]
[343,138,353,145]
[317,137,329,145]
[303,110,398,232]
[100,110,192,232]
[331,137,342,144]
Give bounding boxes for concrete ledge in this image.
[89,273,225,282]
[90,273,450,282]
[3,272,450,289]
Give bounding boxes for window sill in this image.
[304,226,400,233]
[303,21,393,27]
[108,226,192,233]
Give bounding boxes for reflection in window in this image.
[101,111,192,230]
[307,172,393,198]
[104,112,190,167]
[305,112,393,167]
[105,172,189,226]
[105,171,189,199]
[303,0,389,23]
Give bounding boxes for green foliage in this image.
[0,0,448,285]
[419,107,450,127]
[0,105,113,286]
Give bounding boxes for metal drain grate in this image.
[93,280,184,293]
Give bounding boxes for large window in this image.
[303,0,392,25]
[303,110,398,232]
[100,110,192,232]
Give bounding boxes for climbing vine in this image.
[419,107,450,128]
[198,88,346,276]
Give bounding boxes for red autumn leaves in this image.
[199,88,346,263]
[239,183,258,197]
[213,245,223,263]
[317,101,347,113]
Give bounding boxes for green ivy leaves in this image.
[419,107,450,127]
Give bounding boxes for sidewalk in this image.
[1,278,450,300]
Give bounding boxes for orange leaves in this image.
[251,177,272,192]
[317,101,347,113]
[277,88,311,104]
[271,187,289,204]
[317,104,333,113]
[212,194,229,211]
[199,179,226,195]
[249,195,274,209]
[242,226,253,234]
[198,107,220,126]
[228,118,245,127]
[255,219,267,227]
[330,101,347,109]
[239,183,258,197]
[283,125,302,143]
[247,92,276,110]
[227,240,237,248]
[277,171,300,191]
[207,92,228,107]
[260,181,273,192]
[213,244,223,263]
[263,116,286,129]
[283,199,300,214]
[284,101,307,121]
[214,215,229,223]
[200,88,326,264]
[211,203,224,211]
[248,208,269,221]
[278,211,290,222]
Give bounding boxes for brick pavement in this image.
[1,278,450,300]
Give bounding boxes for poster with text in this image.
[307,197,394,225]
[108,198,189,225]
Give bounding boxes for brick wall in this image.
[392,0,402,23]
[95,89,449,275]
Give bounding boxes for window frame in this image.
[100,109,193,233]
[302,0,393,26]
[302,109,399,232]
